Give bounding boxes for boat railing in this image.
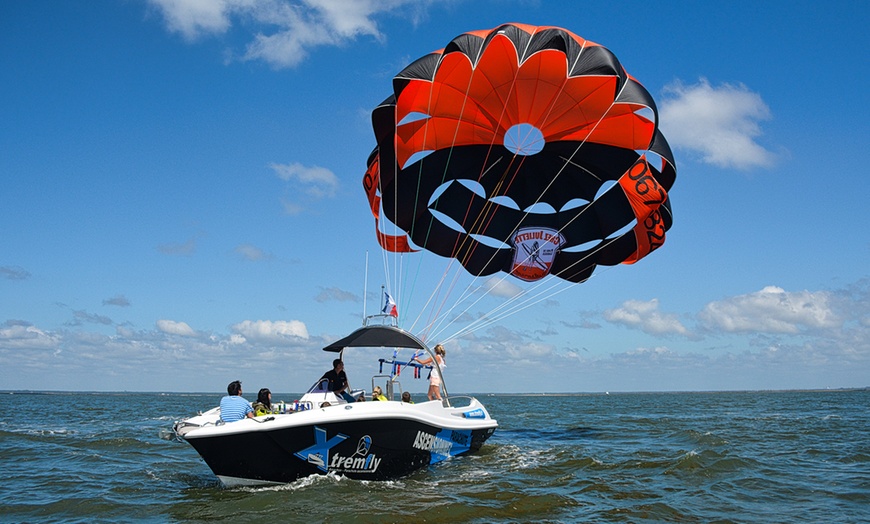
[173,419,215,438]
[377,357,430,378]
[370,374,404,401]
[363,313,398,327]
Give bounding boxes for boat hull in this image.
[177,399,497,485]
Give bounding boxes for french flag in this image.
[382,292,398,317]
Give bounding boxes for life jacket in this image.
[252,402,272,416]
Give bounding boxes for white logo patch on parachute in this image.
[509,227,566,281]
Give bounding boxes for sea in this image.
[0,389,867,523]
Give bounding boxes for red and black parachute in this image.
[364,23,676,284]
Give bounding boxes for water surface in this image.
[1,390,867,523]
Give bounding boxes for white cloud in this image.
[281,200,304,215]
[72,310,113,326]
[157,237,197,256]
[459,325,556,363]
[315,287,361,303]
[242,11,336,69]
[270,162,339,198]
[231,319,309,344]
[0,319,329,392]
[659,78,777,170]
[0,322,59,350]
[156,319,198,337]
[148,0,422,68]
[620,345,679,360]
[482,277,523,299]
[306,0,384,38]
[604,298,689,336]
[234,243,271,261]
[103,294,131,307]
[699,286,841,334]
[1,298,866,391]
[1,266,31,280]
[147,0,240,40]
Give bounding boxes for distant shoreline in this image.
[2,387,867,396]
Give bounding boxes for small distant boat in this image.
[172,319,498,486]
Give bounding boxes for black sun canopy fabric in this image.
[323,325,427,352]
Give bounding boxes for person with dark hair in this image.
[321,359,355,403]
[252,388,272,416]
[220,380,253,422]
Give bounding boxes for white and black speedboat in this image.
[172,321,498,486]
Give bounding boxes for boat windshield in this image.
[305,378,330,395]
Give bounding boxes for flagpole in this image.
[363,251,369,324]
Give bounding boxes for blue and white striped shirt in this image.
[220,395,253,422]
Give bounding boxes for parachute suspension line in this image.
[475,44,647,298]
[416,44,515,343]
[415,51,480,340]
[424,163,533,339]
[542,75,654,283]
[431,248,626,343]
[390,60,447,331]
[431,29,584,340]
[379,241,392,307]
[438,64,649,340]
[423,156,510,337]
[422,25,568,340]
[430,244,569,342]
[363,251,369,322]
[425,28,550,340]
[375,112,405,327]
[443,26,576,297]
[462,26,579,259]
[443,238,637,341]
[405,28,533,342]
[375,219,405,329]
[406,265,455,338]
[439,278,572,344]
[370,25,672,346]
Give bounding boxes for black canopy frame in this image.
[323,323,449,403]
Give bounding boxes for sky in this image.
[2,0,868,394]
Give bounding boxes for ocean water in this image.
[0,389,867,523]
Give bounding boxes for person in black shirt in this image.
[321,359,355,403]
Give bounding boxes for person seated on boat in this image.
[401,391,413,403]
[219,380,253,422]
[414,344,446,401]
[320,401,331,408]
[321,359,356,403]
[251,388,272,416]
[372,386,387,401]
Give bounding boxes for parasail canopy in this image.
[364,23,676,285]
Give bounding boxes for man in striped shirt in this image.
[220,380,254,422]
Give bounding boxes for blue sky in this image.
[2,0,868,394]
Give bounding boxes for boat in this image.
[172,319,498,486]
